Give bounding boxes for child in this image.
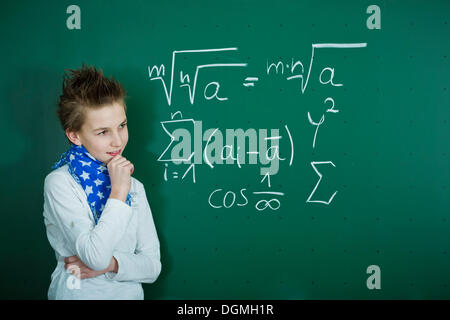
[43,64,161,300]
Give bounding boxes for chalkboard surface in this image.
[1,0,450,299]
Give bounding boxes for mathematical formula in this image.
[147,43,367,212]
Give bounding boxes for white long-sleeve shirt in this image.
[42,164,161,300]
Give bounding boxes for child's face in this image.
[66,101,129,165]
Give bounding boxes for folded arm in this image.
[43,172,133,271]
[105,181,161,283]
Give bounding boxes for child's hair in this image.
[57,63,127,141]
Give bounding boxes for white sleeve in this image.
[105,181,161,283]
[43,171,133,271]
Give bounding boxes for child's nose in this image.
[111,132,122,146]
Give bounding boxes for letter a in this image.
[66,265,81,290]
[366,265,381,289]
[366,5,381,30]
[66,5,81,30]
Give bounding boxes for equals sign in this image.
[243,77,259,87]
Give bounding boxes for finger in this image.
[65,263,80,271]
[80,272,94,279]
[118,160,131,168]
[64,256,77,264]
[78,267,89,275]
[110,158,130,168]
[111,154,123,160]
[107,155,124,165]
[67,266,81,277]
[122,163,134,174]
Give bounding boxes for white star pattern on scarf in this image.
[52,144,132,225]
[80,171,90,180]
[85,185,93,196]
[80,160,92,167]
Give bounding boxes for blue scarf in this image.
[51,144,132,224]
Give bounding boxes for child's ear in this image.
[65,129,82,146]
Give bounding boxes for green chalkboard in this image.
[1,0,450,299]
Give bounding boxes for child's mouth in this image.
[107,149,121,156]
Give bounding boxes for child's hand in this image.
[64,255,113,279]
[107,155,134,200]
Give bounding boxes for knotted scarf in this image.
[51,143,132,224]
